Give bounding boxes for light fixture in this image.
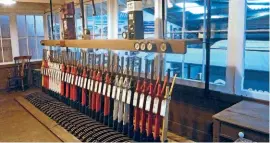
[198,15,227,20]
[167,0,173,8]
[176,2,205,14]
[248,5,270,10]
[0,0,16,5]
[247,0,270,4]
[121,9,128,13]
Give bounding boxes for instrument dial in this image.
[140,43,146,50]
[134,42,140,50]
[122,32,128,39]
[147,42,157,51]
[160,43,168,52]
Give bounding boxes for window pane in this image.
[1,24,10,38]
[143,0,155,38]
[54,14,61,38]
[0,15,11,38]
[19,38,28,56]
[37,36,44,59]
[26,15,35,37]
[2,39,13,62]
[47,13,60,40]
[75,7,82,39]
[244,0,269,92]
[0,15,9,25]
[47,15,52,39]
[28,37,37,59]
[17,15,27,37]
[0,15,10,38]
[118,0,128,39]
[35,16,44,36]
[86,0,108,39]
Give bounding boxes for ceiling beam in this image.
[16,0,64,4]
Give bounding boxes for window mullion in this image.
[34,15,38,59]
[201,0,207,82]
[9,14,19,60]
[0,25,4,62]
[227,0,246,95]
[25,15,30,56]
[101,0,103,39]
[107,0,118,39]
[181,0,186,79]
[154,0,165,79]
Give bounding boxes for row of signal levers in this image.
[41,49,176,142]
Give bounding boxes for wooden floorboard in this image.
[0,88,61,142]
[167,131,194,142]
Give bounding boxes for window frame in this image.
[85,0,108,40]
[46,0,270,101]
[46,12,61,40]
[0,11,47,65]
[17,14,45,60]
[0,15,13,64]
[163,0,230,94]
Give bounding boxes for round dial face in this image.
[147,43,153,51]
[122,32,127,39]
[160,43,167,52]
[134,43,140,50]
[140,43,146,50]
[129,25,134,31]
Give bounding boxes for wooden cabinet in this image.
[213,101,269,142]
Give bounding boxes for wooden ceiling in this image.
[16,0,64,4]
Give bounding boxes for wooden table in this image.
[213,100,269,142]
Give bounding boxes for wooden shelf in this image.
[40,39,201,54]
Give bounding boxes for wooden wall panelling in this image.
[167,83,268,142]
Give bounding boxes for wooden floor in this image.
[0,88,61,142]
[0,88,192,142]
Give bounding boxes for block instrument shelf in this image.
[40,39,201,54]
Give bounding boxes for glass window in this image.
[19,38,28,57]
[2,39,12,62]
[117,0,155,72]
[143,0,155,38]
[86,0,108,39]
[47,13,61,40]
[17,15,27,37]
[17,15,45,59]
[75,7,82,39]
[35,16,44,37]
[26,15,35,37]
[118,0,155,39]
[165,0,228,85]
[0,15,13,63]
[244,0,269,92]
